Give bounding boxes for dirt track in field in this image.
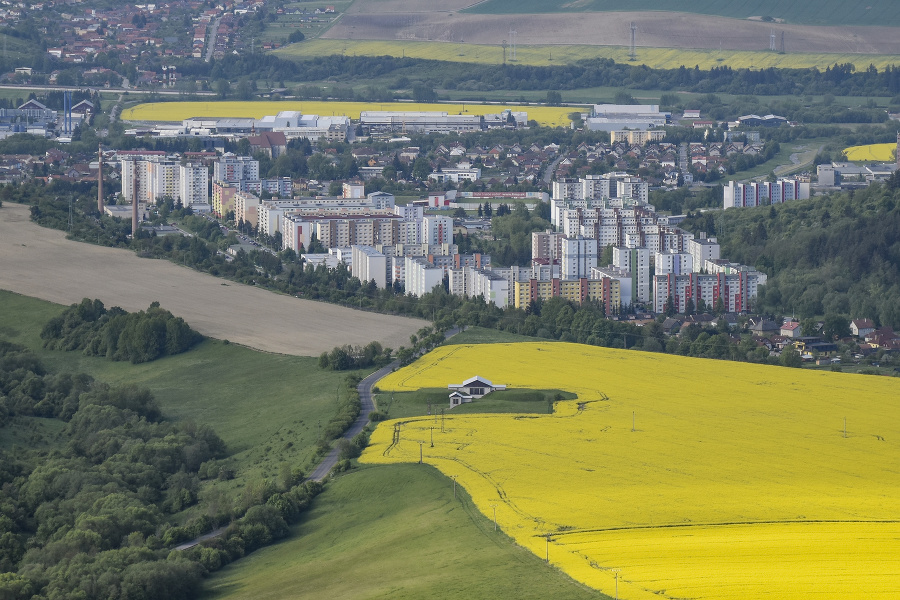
[0,204,427,357]
[326,8,900,54]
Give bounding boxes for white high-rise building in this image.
[405,256,444,297]
[179,163,209,207]
[724,179,809,208]
[352,245,388,289]
[561,236,598,280]
[147,160,179,204]
[655,249,693,275]
[612,246,651,303]
[214,153,259,183]
[688,237,720,272]
[616,177,649,204]
[423,215,453,245]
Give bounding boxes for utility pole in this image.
[629,22,637,61]
[490,504,497,531]
[501,39,507,65]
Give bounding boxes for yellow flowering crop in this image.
[278,39,900,71]
[122,101,577,128]
[843,143,896,162]
[362,343,900,599]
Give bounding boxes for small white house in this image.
[850,319,876,338]
[447,376,506,408]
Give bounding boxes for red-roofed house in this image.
[780,321,800,338]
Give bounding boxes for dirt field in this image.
[325,9,900,55]
[0,204,427,357]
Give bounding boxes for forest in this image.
[0,328,335,600]
[683,171,900,328]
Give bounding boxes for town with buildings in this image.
[1,98,898,363]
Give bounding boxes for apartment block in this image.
[687,236,720,272]
[213,153,259,183]
[652,271,762,314]
[179,163,209,207]
[513,277,621,315]
[405,256,445,297]
[448,266,510,308]
[351,245,388,289]
[655,249,693,275]
[610,129,667,145]
[561,236,598,280]
[532,230,566,261]
[234,191,261,228]
[612,246,651,303]
[211,182,237,218]
[423,215,453,245]
[724,179,810,208]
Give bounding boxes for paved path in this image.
[174,326,464,549]
[308,361,398,481]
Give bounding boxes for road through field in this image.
[0,203,426,356]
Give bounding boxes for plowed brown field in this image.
[0,203,426,357]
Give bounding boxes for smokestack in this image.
[132,161,138,237]
[97,144,103,213]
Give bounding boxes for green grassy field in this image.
[373,387,576,419]
[447,326,547,345]
[0,290,358,516]
[202,464,604,600]
[463,0,900,26]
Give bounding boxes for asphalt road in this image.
[307,361,399,482]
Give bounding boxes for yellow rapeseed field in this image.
[278,39,900,71]
[843,143,897,162]
[362,343,900,599]
[122,101,576,127]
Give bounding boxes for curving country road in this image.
[307,361,398,481]
[310,326,463,481]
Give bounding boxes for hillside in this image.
[364,342,900,599]
[464,0,900,27]
[326,1,900,56]
[203,465,602,600]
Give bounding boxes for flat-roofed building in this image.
[352,245,388,289]
[513,277,620,314]
[360,111,483,134]
[405,256,444,297]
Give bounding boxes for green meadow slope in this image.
[203,464,603,600]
